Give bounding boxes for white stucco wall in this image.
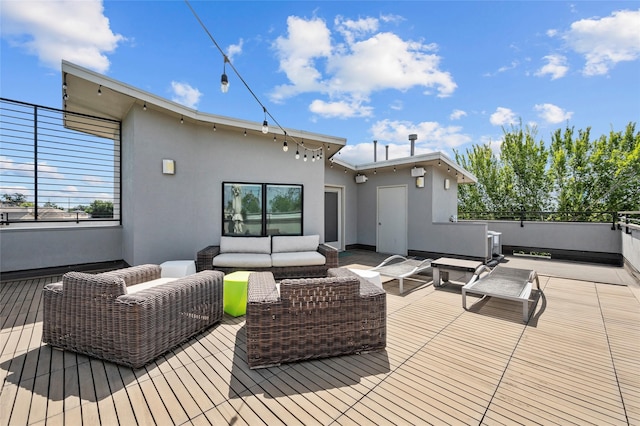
[121,107,327,266]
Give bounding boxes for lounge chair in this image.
[462,265,540,323]
[369,255,433,294]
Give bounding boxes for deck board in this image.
[1,258,639,425]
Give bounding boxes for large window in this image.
[222,182,303,236]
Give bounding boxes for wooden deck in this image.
[2,256,639,425]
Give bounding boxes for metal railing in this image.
[618,211,640,234]
[0,98,121,226]
[458,211,617,229]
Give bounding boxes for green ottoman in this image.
[223,271,251,317]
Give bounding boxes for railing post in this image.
[520,210,524,227]
[611,212,616,230]
[33,105,38,221]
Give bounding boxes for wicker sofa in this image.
[245,268,386,369]
[196,235,339,280]
[42,264,224,368]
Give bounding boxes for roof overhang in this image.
[330,152,477,184]
[61,61,347,153]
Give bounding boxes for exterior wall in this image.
[350,164,488,260]
[0,226,122,272]
[621,227,640,274]
[481,220,622,264]
[121,107,327,266]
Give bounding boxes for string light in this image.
[283,139,288,152]
[185,0,324,162]
[303,150,308,162]
[97,85,102,96]
[213,123,216,131]
[221,56,229,93]
[438,159,441,166]
[143,101,147,111]
[262,107,268,134]
[244,129,247,136]
[180,116,184,124]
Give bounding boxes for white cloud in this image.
[535,54,569,80]
[226,39,244,62]
[271,16,332,101]
[335,16,379,44]
[270,14,456,113]
[371,119,471,149]
[563,9,640,76]
[490,107,518,126]
[309,99,373,118]
[170,81,202,109]
[389,100,403,111]
[1,0,124,73]
[534,103,573,123]
[450,109,467,120]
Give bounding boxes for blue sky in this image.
[2,1,639,165]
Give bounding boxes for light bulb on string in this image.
[295,148,300,160]
[221,57,229,93]
[283,139,288,152]
[261,107,268,134]
[143,102,147,111]
[97,85,102,96]
[303,150,308,162]
[213,123,216,131]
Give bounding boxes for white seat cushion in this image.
[213,253,272,268]
[271,251,326,267]
[127,277,177,294]
[220,236,271,254]
[272,235,319,253]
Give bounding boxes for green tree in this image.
[500,122,551,213]
[270,188,301,213]
[457,121,639,220]
[1,193,27,206]
[86,200,114,218]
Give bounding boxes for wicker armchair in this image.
[246,268,386,369]
[42,265,224,368]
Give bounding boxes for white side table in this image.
[348,268,384,291]
[160,260,196,278]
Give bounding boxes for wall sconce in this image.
[416,176,425,188]
[162,159,175,175]
[355,174,368,184]
[444,178,450,190]
[411,167,425,177]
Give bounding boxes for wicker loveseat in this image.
[196,235,339,280]
[42,265,224,368]
[245,268,386,369]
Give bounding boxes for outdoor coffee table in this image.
[431,257,483,287]
[223,270,251,317]
[369,255,432,294]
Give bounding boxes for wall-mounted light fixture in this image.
[355,174,368,184]
[162,159,175,175]
[444,178,450,190]
[411,167,425,177]
[416,176,425,188]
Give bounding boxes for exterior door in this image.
[324,186,343,250]
[377,185,408,255]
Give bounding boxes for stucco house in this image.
[2,61,490,274]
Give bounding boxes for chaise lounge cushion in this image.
[271,251,326,267]
[220,236,271,254]
[213,253,272,268]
